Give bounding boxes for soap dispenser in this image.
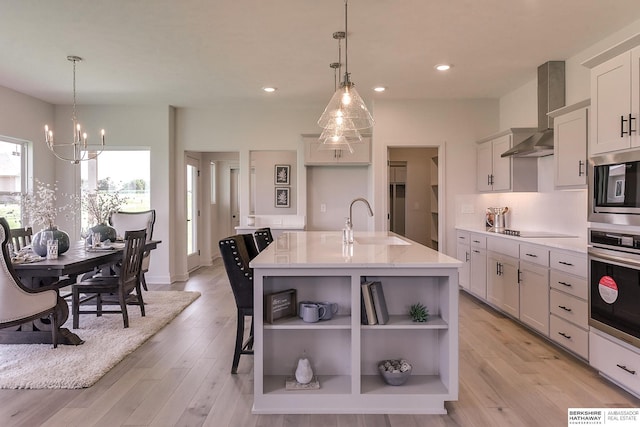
[343,218,353,244]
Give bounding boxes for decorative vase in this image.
[90,223,117,242]
[32,227,70,257]
[295,357,313,384]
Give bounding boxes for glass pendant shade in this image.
[317,136,354,154]
[319,126,362,144]
[318,79,374,131]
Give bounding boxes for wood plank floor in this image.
[1,259,638,426]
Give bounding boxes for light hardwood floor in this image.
[1,259,638,426]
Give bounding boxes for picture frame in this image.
[275,187,290,208]
[264,288,297,324]
[275,164,290,185]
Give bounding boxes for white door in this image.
[230,167,240,231]
[186,156,200,271]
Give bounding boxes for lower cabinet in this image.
[456,236,470,292]
[590,331,640,396]
[519,261,550,336]
[469,246,487,299]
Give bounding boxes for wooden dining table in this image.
[4,239,159,345]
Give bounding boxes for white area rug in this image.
[0,290,200,389]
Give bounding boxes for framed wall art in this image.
[275,187,290,208]
[275,164,290,185]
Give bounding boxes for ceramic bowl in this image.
[378,359,412,386]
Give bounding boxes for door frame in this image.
[186,155,201,272]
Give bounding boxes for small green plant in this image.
[409,303,429,322]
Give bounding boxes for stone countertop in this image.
[250,231,462,269]
[456,226,587,254]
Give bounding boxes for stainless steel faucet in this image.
[349,197,374,229]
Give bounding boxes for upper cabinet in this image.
[583,35,640,155]
[303,135,371,165]
[476,128,538,192]
[548,100,590,189]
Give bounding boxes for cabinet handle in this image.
[490,174,494,185]
[558,332,572,340]
[578,160,585,177]
[621,115,629,137]
[487,174,491,186]
[499,263,504,276]
[473,240,480,243]
[525,253,538,258]
[558,261,574,267]
[630,114,637,135]
[473,249,480,254]
[558,305,572,312]
[517,269,522,283]
[617,364,637,375]
[496,262,500,276]
[465,251,470,262]
[558,281,572,288]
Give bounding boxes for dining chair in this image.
[254,227,273,252]
[109,210,155,290]
[72,228,147,329]
[9,226,33,251]
[0,218,58,348]
[219,234,255,374]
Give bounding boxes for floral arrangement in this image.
[82,190,127,225]
[22,180,77,229]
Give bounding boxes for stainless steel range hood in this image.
[501,61,565,158]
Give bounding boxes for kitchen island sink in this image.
[250,231,461,414]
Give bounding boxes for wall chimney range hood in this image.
[501,61,565,158]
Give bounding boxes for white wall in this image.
[372,99,500,256]
[250,150,297,215]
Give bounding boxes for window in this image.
[0,137,27,228]
[210,161,216,204]
[80,149,150,228]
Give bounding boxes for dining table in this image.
[4,239,159,345]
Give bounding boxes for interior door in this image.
[230,167,240,231]
[186,156,200,272]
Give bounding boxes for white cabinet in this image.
[303,135,371,165]
[583,35,640,155]
[253,265,459,414]
[469,234,487,300]
[590,331,640,397]
[549,100,589,188]
[456,231,470,291]
[548,248,588,359]
[486,238,520,318]
[476,129,538,192]
[518,243,550,336]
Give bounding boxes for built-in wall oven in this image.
[589,150,640,226]
[589,229,640,348]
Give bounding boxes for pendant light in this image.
[317,0,374,131]
[44,56,106,164]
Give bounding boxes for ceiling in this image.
[1,0,640,108]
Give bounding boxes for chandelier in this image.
[44,56,105,164]
[317,0,374,132]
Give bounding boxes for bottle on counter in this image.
[343,218,353,244]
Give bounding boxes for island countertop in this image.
[250,231,462,269]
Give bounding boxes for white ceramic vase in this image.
[295,357,313,384]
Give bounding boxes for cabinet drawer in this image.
[550,289,588,329]
[590,331,640,395]
[487,236,519,257]
[456,230,471,245]
[549,270,588,300]
[550,250,587,278]
[520,243,549,267]
[470,233,487,249]
[550,315,588,359]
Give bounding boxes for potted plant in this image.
[22,180,75,256]
[82,190,127,242]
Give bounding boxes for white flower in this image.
[22,180,77,229]
[82,191,127,225]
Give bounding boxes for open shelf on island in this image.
[265,314,351,330]
[361,314,447,329]
[361,374,448,395]
[263,375,351,395]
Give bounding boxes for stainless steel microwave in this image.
[589,150,640,226]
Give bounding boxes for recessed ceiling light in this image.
[262,87,277,93]
[434,64,452,71]
[373,86,386,92]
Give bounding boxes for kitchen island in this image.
[250,231,462,414]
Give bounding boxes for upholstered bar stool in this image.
[254,227,273,252]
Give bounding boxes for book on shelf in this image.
[369,281,389,325]
[361,282,377,325]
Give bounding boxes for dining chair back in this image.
[9,226,33,251]
[254,227,273,252]
[109,210,155,290]
[72,228,147,329]
[219,234,255,373]
[0,218,58,347]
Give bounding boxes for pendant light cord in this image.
[344,0,349,80]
